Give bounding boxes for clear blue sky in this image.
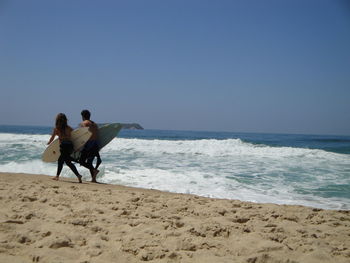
[1,0,349,135]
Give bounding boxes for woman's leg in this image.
[64,159,82,183]
[60,141,82,183]
[55,155,64,180]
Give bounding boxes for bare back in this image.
[81,120,98,140]
[55,126,73,142]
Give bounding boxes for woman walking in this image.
[47,113,82,183]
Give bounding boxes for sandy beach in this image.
[0,172,349,263]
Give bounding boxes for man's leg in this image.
[80,149,97,181]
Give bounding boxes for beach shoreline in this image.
[0,172,349,262]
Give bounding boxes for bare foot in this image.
[52,176,59,181]
[91,169,99,183]
[77,175,82,183]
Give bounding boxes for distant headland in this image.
[120,123,144,130]
[98,123,143,130]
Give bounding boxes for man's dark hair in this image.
[81,110,91,120]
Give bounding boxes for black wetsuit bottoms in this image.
[57,140,79,176]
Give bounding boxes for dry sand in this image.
[0,172,349,263]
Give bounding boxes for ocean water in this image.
[0,125,349,210]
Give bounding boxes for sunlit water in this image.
[1,125,349,210]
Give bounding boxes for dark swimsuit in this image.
[60,140,74,157]
[57,139,80,177]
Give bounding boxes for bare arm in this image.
[80,120,89,127]
[47,128,57,145]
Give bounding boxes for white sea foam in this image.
[1,134,349,210]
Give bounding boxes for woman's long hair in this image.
[55,113,68,134]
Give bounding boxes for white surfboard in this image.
[97,123,123,150]
[42,127,92,163]
[71,123,123,160]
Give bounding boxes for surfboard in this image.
[71,123,123,160]
[97,123,123,150]
[42,127,92,163]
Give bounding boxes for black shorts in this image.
[81,140,99,159]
